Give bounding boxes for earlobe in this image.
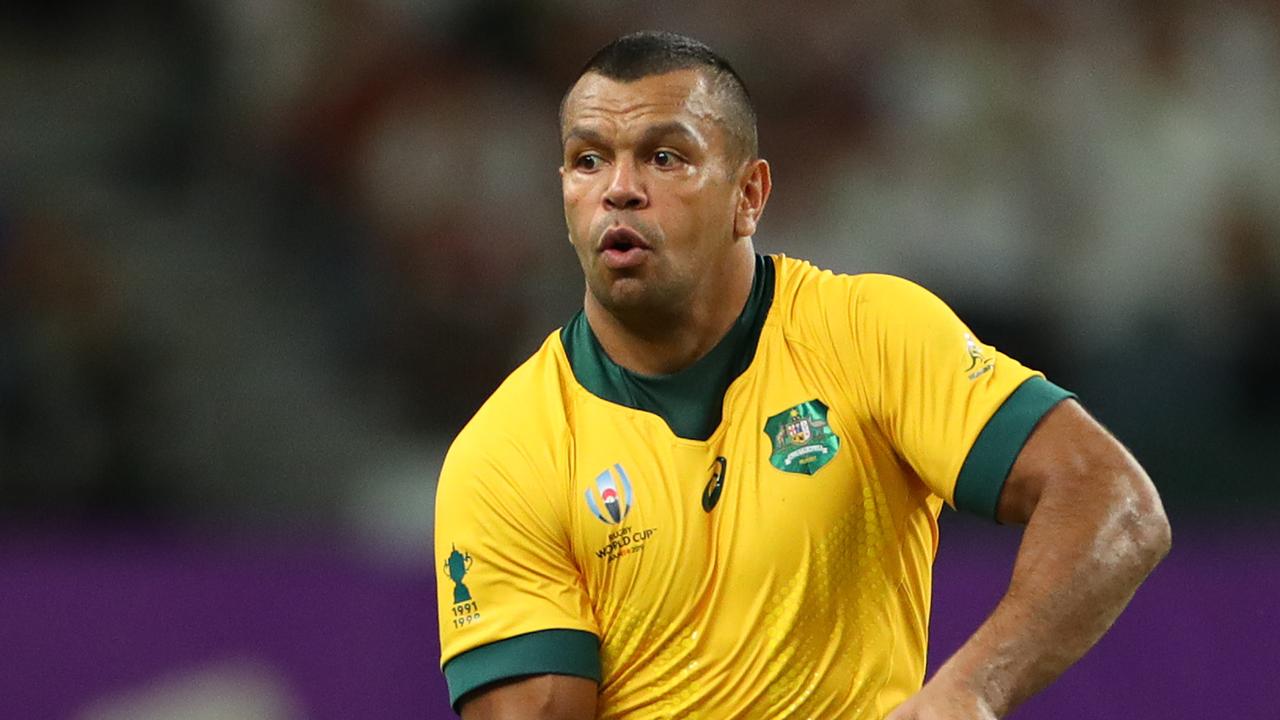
[734,197,758,239]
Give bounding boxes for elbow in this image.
[1144,501,1172,568]
[1118,473,1172,573]
[1134,505,1171,574]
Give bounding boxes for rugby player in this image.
[435,31,1170,720]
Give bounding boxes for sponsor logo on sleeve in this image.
[443,544,481,629]
[964,332,995,380]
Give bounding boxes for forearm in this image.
[931,462,1171,716]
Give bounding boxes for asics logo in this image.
[702,456,726,512]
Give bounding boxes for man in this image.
[434,31,1170,719]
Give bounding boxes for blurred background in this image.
[2,1,1277,718]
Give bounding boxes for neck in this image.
[586,243,756,376]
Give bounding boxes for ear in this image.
[560,166,570,247]
[733,159,772,239]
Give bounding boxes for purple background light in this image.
[4,518,1273,719]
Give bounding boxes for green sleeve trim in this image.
[954,376,1076,521]
[443,629,600,711]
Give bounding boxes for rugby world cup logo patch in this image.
[585,464,634,525]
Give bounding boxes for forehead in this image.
[561,69,723,139]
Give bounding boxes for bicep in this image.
[460,674,598,720]
[843,274,1056,513]
[996,398,1161,525]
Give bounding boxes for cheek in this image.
[674,183,735,235]
[561,179,578,208]
[563,177,599,215]
[562,188,598,251]
[562,186,587,225]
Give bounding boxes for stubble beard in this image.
[575,215,691,334]
[586,258,693,337]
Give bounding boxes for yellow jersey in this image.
[435,254,1071,718]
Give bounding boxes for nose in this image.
[603,161,647,211]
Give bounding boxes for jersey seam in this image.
[842,281,883,451]
[781,300,913,716]
[773,328,862,424]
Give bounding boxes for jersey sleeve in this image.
[846,274,1074,518]
[435,425,600,710]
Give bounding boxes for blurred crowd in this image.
[2,0,1277,539]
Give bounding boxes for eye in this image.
[652,150,680,168]
[574,153,603,171]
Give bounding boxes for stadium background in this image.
[2,1,1277,717]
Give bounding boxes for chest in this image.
[566,344,900,625]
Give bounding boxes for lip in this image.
[598,225,651,253]
[597,225,652,271]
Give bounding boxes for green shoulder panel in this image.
[443,629,600,710]
[954,377,1076,521]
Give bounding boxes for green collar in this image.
[561,254,775,441]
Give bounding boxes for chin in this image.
[598,277,648,308]
[590,275,659,315]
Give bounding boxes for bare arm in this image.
[890,399,1172,719]
[459,674,598,720]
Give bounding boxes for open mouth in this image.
[598,226,651,269]
[600,226,650,253]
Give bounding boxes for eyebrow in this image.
[562,121,703,150]
[563,126,607,147]
[638,121,702,148]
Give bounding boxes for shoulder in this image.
[442,330,575,483]
[769,254,942,339]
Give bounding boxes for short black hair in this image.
[561,31,759,161]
